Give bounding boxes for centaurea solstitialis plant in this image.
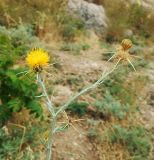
[107,39,141,71]
[24,39,137,160]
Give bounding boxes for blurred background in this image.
[0,0,154,159]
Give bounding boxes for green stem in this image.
[37,74,56,160]
[46,116,56,160]
[37,74,55,116]
[56,59,120,116]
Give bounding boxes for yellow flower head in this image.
[26,48,49,72]
[121,39,133,51]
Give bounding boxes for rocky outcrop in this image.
[68,0,108,33]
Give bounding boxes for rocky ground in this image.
[141,61,154,130]
[45,41,154,160]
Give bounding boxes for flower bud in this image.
[121,39,133,50]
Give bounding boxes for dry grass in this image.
[0,0,67,24]
[99,0,154,42]
[0,0,67,42]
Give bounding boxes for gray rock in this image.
[124,29,133,37]
[68,0,108,33]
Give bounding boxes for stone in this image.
[124,29,133,37]
[68,0,108,33]
[52,85,73,105]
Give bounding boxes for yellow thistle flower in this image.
[26,48,50,72]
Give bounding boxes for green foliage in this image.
[0,27,43,125]
[102,68,146,106]
[0,124,44,159]
[87,119,101,139]
[67,101,89,116]
[95,91,129,119]
[0,25,42,53]
[0,128,21,159]
[61,42,90,54]
[132,58,149,68]
[58,13,85,40]
[107,125,151,160]
[102,69,130,101]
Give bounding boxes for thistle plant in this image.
[23,39,137,160]
[107,39,140,71]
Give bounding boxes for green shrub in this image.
[102,68,147,106]
[107,125,151,160]
[61,42,90,54]
[0,28,43,126]
[58,13,85,41]
[0,128,22,159]
[95,91,129,120]
[61,43,81,54]
[87,119,101,139]
[102,68,130,101]
[67,101,89,116]
[0,124,44,159]
[0,25,42,53]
